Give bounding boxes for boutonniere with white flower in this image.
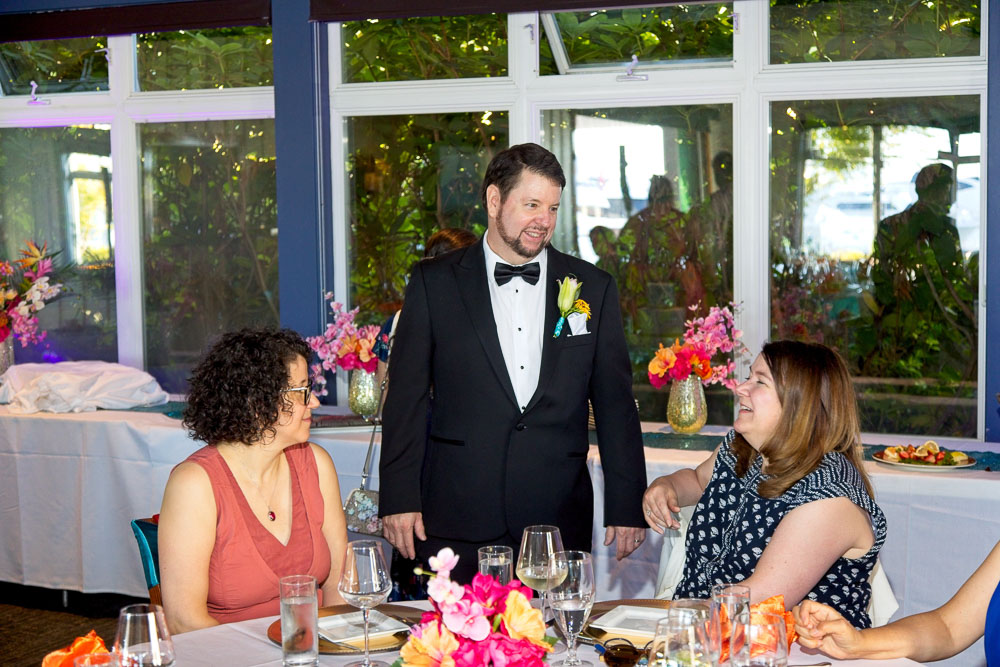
[553,276,591,337]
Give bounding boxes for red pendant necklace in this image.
[239,457,279,522]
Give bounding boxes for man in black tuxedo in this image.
[379,143,647,581]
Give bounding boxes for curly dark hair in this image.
[183,327,311,445]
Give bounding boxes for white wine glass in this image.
[648,612,715,667]
[516,525,566,653]
[670,598,722,665]
[548,550,595,666]
[113,603,175,666]
[338,540,392,667]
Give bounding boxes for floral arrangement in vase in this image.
[0,241,63,348]
[305,292,384,397]
[648,303,749,390]
[392,548,554,667]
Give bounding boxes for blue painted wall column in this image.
[272,0,328,340]
[986,4,999,440]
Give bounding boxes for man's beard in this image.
[495,208,548,260]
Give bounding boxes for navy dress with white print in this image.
[674,430,886,629]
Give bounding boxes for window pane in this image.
[0,126,117,363]
[0,38,108,95]
[770,96,979,437]
[346,112,508,318]
[141,120,278,392]
[540,4,733,75]
[341,15,507,83]
[137,27,273,91]
[770,0,981,64]
[541,105,734,422]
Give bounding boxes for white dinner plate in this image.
[586,604,669,639]
[317,609,409,644]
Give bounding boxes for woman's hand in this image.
[793,599,864,659]
[642,476,683,533]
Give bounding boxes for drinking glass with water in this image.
[477,545,513,585]
[280,574,318,666]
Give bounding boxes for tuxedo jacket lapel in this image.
[454,242,519,409]
[523,247,567,414]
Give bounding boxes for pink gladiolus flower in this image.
[427,577,465,608]
[442,599,490,641]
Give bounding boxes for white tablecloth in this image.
[1,409,996,665]
[170,605,925,667]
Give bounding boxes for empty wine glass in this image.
[338,540,392,667]
[670,598,722,665]
[548,550,595,666]
[747,612,788,667]
[113,603,175,666]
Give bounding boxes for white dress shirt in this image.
[483,237,548,412]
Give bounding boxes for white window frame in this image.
[0,33,275,378]
[328,1,988,440]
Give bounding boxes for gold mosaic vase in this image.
[0,335,14,376]
[348,370,379,418]
[667,376,707,434]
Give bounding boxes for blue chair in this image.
[130,517,162,606]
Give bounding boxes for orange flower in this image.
[648,342,678,378]
[42,629,108,667]
[399,622,460,667]
[17,241,46,269]
[499,590,550,650]
[691,354,713,380]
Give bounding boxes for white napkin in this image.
[0,361,169,414]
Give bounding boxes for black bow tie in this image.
[494,261,540,286]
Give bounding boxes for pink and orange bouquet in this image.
[306,293,383,396]
[648,303,749,390]
[0,241,63,348]
[393,548,554,667]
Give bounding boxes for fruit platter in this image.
[872,440,975,470]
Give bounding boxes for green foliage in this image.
[137,27,273,90]
[347,113,505,323]
[770,0,981,63]
[0,37,108,95]
[540,4,732,75]
[140,120,278,390]
[342,15,507,82]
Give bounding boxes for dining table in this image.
[170,601,927,667]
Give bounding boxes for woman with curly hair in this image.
[159,328,347,633]
[643,340,886,628]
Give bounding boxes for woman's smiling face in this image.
[733,354,783,451]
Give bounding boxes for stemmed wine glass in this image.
[339,540,392,667]
[516,525,566,652]
[113,603,175,666]
[547,550,595,666]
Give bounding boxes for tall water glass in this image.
[339,540,392,667]
[747,612,788,667]
[279,574,318,666]
[711,584,750,667]
[648,613,715,667]
[113,603,175,666]
[548,550,595,666]
[478,545,513,585]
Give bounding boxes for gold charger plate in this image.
[266,603,422,655]
[578,598,671,646]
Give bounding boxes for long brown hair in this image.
[733,340,873,499]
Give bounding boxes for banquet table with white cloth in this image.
[169,605,927,667]
[1,408,998,666]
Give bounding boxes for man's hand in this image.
[381,512,426,560]
[604,525,646,560]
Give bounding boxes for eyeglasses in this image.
[281,384,315,406]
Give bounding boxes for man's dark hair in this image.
[479,142,566,211]
[183,327,311,445]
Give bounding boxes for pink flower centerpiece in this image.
[648,303,749,390]
[0,241,63,348]
[306,293,384,396]
[393,548,554,667]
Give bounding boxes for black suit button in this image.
[515,423,526,431]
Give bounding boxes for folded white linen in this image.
[0,361,169,414]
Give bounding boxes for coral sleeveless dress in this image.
[185,443,332,623]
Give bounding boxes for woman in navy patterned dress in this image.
[643,340,886,628]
